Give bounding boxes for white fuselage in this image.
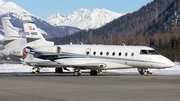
[52,44,174,70]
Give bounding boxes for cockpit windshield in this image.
[148,50,159,55]
[140,50,160,55]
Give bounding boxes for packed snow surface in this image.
[0,63,180,75]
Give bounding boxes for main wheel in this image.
[32,67,40,74]
[90,70,97,76]
[73,71,81,76]
[55,68,63,73]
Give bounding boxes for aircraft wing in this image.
[26,61,106,69]
[0,37,26,42]
[25,61,61,67]
[63,63,107,70]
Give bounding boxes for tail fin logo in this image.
[30,27,35,30]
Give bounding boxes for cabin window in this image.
[106,52,109,56]
[93,52,96,55]
[86,51,90,55]
[140,50,148,54]
[125,52,128,56]
[119,52,121,56]
[148,50,159,55]
[112,52,115,56]
[131,53,134,56]
[100,52,103,55]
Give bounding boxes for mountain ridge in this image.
[0,0,80,38]
[45,8,124,29]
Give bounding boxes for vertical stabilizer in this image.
[1,17,19,37]
[1,17,26,50]
[0,17,26,56]
[22,17,54,48]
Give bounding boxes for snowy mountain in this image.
[0,0,80,38]
[45,8,124,29]
[0,0,31,19]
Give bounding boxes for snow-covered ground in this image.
[0,63,180,75]
[0,64,55,73]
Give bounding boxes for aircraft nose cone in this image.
[164,58,175,68]
[167,61,175,67]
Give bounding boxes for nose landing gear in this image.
[137,68,152,76]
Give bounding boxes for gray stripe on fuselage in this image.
[56,52,164,65]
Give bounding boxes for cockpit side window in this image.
[140,50,160,55]
[148,50,159,55]
[140,50,148,54]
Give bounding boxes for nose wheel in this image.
[138,68,151,76]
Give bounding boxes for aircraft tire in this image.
[55,68,63,73]
[144,71,148,76]
[32,67,40,74]
[73,71,81,76]
[138,68,149,76]
[137,68,144,75]
[90,70,97,76]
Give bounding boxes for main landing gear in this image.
[90,70,97,76]
[73,70,81,76]
[138,68,152,76]
[32,66,40,74]
[73,69,98,76]
[55,68,63,73]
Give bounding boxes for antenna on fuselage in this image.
[122,43,126,46]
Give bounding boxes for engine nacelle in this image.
[9,48,24,57]
[23,46,35,55]
[34,46,61,56]
[0,49,10,56]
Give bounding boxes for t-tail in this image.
[22,17,54,48]
[1,17,19,37]
[0,17,26,56]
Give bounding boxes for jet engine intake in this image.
[34,46,61,56]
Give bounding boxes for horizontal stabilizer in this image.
[0,37,26,42]
[0,61,22,64]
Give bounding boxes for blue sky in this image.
[4,0,153,19]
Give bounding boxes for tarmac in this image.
[0,72,180,101]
